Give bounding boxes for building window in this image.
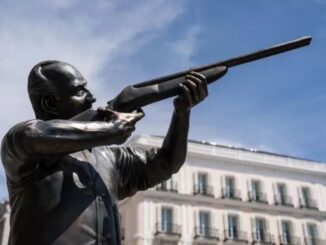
[198,173,208,192]
[275,183,293,207]
[155,207,181,237]
[255,218,266,239]
[161,208,173,233]
[280,221,292,243]
[199,211,210,236]
[279,220,299,244]
[193,173,214,197]
[222,176,241,200]
[252,218,274,243]
[226,215,239,239]
[306,223,318,245]
[156,179,178,193]
[252,180,261,197]
[249,180,268,203]
[300,187,317,210]
[194,211,218,240]
[224,214,247,241]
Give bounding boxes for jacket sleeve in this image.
[111,147,173,200]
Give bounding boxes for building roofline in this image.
[148,135,324,164]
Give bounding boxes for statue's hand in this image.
[173,71,209,115]
[97,107,144,142]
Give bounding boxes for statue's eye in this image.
[76,89,84,96]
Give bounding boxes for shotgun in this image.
[75,36,311,120]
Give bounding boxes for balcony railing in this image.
[155,222,181,237]
[274,195,293,207]
[221,188,242,200]
[248,191,268,204]
[252,231,275,244]
[194,226,219,240]
[279,235,300,245]
[224,229,248,242]
[193,184,214,197]
[305,237,326,245]
[156,181,178,193]
[299,198,318,210]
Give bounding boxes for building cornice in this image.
[127,135,326,177]
[141,190,326,220]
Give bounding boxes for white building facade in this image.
[119,135,326,245]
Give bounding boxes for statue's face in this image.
[51,64,96,119]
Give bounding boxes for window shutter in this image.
[193,172,197,193]
[272,183,277,204]
[297,187,303,207]
[237,215,242,233]
[247,179,251,201]
[290,220,295,237]
[250,216,255,236]
[266,217,270,232]
[195,209,199,237]
[221,175,226,196]
[315,223,320,239]
[276,219,281,236]
[173,206,177,226]
[156,205,160,223]
[223,213,227,238]
[302,223,307,239]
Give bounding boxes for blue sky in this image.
[0,0,325,198]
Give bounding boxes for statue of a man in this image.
[1,60,227,245]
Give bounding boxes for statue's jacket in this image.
[1,121,171,245]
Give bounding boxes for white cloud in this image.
[171,25,201,61]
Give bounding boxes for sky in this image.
[0,0,325,198]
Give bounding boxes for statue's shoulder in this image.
[2,120,37,141]
[1,120,38,157]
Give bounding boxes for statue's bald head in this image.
[28,61,96,120]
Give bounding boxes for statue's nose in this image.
[86,93,96,103]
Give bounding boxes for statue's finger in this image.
[187,75,206,101]
[184,79,199,103]
[189,71,208,96]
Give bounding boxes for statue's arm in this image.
[116,71,224,200]
[158,71,214,173]
[18,119,135,156]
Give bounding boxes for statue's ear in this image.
[40,95,59,115]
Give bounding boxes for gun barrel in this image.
[133,36,311,88]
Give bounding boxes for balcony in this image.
[155,222,181,237]
[299,198,318,210]
[248,191,268,204]
[304,237,326,245]
[224,229,248,243]
[194,226,219,240]
[252,231,275,244]
[193,184,214,197]
[279,235,300,245]
[221,188,242,201]
[274,195,294,207]
[156,181,178,193]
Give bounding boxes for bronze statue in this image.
[0,36,311,245]
[1,60,224,245]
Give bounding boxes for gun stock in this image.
[73,36,311,121]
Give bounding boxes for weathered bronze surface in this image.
[1,61,218,245]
